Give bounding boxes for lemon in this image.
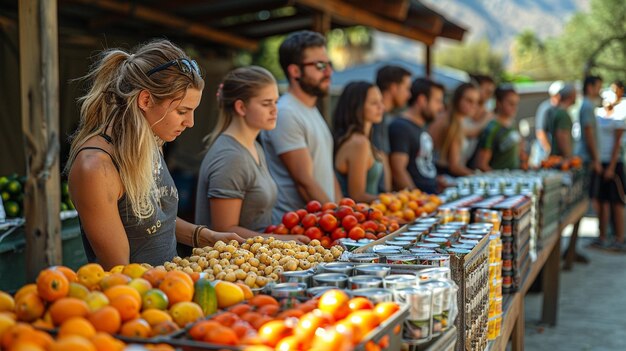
[214,281,244,309]
[122,263,148,279]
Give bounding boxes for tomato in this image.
[368,209,383,221]
[319,214,338,232]
[311,327,352,351]
[331,227,347,241]
[274,224,289,235]
[282,212,300,229]
[374,302,400,322]
[341,215,358,231]
[264,225,277,234]
[296,209,308,220]
[365,232,377,240]
[335,206,354,220]
[322,202,338,211]
[301,213,318,229]
[339,198,356,208]
[348,297,374,312]
[258,320,292,347]
[294,310,334,340]
[318,289,350,320]
[335,319,357,343]
[362,220,378,232]
[348,310,380,342]
[304,227,323,241]
[354,212,366,223]
[348,227,365,241]
[319,236,332,248]
[306,201,322,213]
[290,225,305,235]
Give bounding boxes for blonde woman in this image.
[67,40,242,269]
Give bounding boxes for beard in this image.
[422,108,435,123]
[299,75,330,98]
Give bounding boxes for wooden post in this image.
[19,0,62,280]
[313,11,332,124]
[425,44,432,78]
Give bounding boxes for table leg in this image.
[563,219,581,271]
[512,296,525,351]
[542,236,560,325]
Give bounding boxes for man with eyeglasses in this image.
[261,30,342,223]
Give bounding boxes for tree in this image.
[510,30,552,80]
[434,39,504,80]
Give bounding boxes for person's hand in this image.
[593,161,603,174]
[274,234,311,245]
[604,167,615,181]
[205,229,244,245]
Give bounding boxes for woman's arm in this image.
[69,151,129,271]
[448,138,474,176]
[175,216,244,247]
[208,199,310,244]
[344,136,378,203]
[474,149,493,172]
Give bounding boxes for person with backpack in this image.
[474,86,523,171]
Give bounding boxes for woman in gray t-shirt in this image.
[195,66,309,243]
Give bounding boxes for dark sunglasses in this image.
[301,60,333,71]
[146,58,201,77]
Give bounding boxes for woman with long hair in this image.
[67,39,242,269]
[474,86,523,171]
[195,66,309,243]
[333,81,389,202]
[431,83,479,176]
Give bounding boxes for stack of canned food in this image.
[274,263,458,348]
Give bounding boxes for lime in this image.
[62,182,70,198]
[1,192,9,202]
[0,177,8,191]
[142,289,169,310]
[60,203,68,211]
[6,181,21,195]
[4,201,20,218]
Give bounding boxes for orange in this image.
[169,301,204,328]
[141,268,167,288]
[212,312,238,327]
[318,289,350,320]
[88,306,121,334]
[31,318,53,330]
[373,302,399,322]
[109,295,140,322]
[189,320,221,340]
[89,332,124,351]
[0,314,15,343]
[119,318,151,338]
[236,283,254,300]
[0,291,15,312]
[58,317,96,339]
[159,277,193,306]
[103,285,142,306]
[36,269,69,302]
[14,293,45,323]
[51,265,78,283]
[248,294,278,308]
[257,304,279,317]
[258,320,292,347]
[14,284,37,302]
[163,270,193,290]
[1,323,33,349]
[99,273,131,291]
[77,264,106,290]
[49,297,90,325]
[203,325,239,345]
[347,310,380,342]
[229,304,252,316]
[122,263,148,279]
[141,309,172,327]
[144,344,176,351]
[49,335,96,351]
[150,320,179,337]
[8,341,46,351]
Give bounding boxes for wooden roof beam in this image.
[65,0,259,50]
[294,0,435,45]
[343,0,410,21]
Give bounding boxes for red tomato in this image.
[296,209,308,220]
[319,214,339,232]
[282,211,300,229]
[339,198,356,208]
[341,215,358,231]
[306,200,322,213]
[348,297,375,312]
[348,227,365,240]
[368,209,384,221]
[291,225,305,235]
[354,212,366,223]
[322,202,338,211]
[274,224,289,235]
[320,236,332,248]
[264,225,277,233]
[304,227,323,240]
[335,205,354,220]
[364,232,377,240]
[331,227,347,241]
[295,310,335,340]
[301,213,318,228]
[362,220,378,232]
[318,289,351,320]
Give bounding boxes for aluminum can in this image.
[307,286,335,298]
[348,275,383,290]
[354,264,391,278]
[383,274,417,289]
[350,288,393,303]
[313,273,349,288]
[393,286,433,342]
[349,253,380,264]
[279,270,315,286]
[385,254,418,265]
[319,262,354,276]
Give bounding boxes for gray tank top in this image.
[78,148,178,267]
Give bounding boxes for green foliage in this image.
[434,39,505,80]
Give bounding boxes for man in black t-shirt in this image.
[389,78,445,194]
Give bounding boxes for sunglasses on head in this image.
[300,60,333,71]
[146,58,201,77]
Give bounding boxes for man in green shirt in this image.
[547,84,577,157]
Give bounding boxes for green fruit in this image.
[60,203,68,211]
[4,201,20,218]
[66,199,75,210]
[1,192,9,202]
[6,181,22,195]
[0,177,8,191]
[143,289,169,311]
[62,182,69,198]
[193,278,218,316]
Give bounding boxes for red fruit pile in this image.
[265,198,401,248]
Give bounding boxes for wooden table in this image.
[488,199,589,351]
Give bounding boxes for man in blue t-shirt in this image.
[389,78,445,194]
